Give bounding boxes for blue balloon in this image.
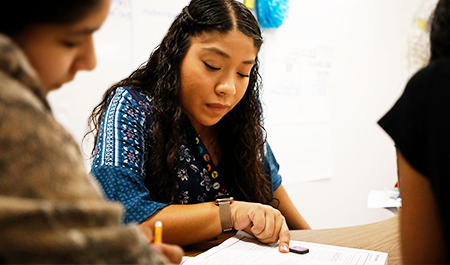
[256,0,289,29]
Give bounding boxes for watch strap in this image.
[215,197,233,232]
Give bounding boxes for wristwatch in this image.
[215,195,234,232]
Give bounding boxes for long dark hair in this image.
[430,0,450,62]
[88,0,272,204]
[0,0,102,36]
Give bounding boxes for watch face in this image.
[216,197,233,203]
[215,193,231,200]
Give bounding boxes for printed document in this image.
[182,231,387,265]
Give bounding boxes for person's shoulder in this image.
[412,59,450,83]
[427,58,450,70]
[113,86,151,104]
[405,59,450,97]
[0,79,46,139]
[108,86,151,106]
[111,86,154,119]
[0,72,53,143]
[0,70,49,114]
[124,87,152,102]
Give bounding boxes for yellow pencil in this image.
[154,221,163,244]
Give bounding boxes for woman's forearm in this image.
[140,199,292,251]
[140,202,222,246]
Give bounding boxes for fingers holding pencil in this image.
[139,224,154,244]
[150,221,184,264]
[151,243,184,264]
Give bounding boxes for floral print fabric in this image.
[91,87,282,223]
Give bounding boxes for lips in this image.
[207,103,229,115]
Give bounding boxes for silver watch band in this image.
[215,197,234,232]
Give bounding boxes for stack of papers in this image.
[182,231,387,265]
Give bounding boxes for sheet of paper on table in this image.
[367,189,401,209]
[182,231,387,265]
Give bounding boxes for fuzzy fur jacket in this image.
[0,33,168,264]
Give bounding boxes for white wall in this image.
[278,0,435,228]
[48,0,435,229]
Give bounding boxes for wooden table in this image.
[290,214,401,264]
[184,214,401,264]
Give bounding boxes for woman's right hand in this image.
[230,201,290,253]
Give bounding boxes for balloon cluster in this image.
[256,0,289,29]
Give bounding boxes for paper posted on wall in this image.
[182,231,387,265]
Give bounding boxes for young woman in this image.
[89,0,310,252]
[0,0,182,263]
[379,0,450,263]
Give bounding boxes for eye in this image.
[204,62,220,71]
[237,72,250,78]
[61,40,81,48]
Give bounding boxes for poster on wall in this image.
[260,21,335,184]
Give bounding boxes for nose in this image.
[74,35,97,72]
[215,73,236,96]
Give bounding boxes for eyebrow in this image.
[202,47,256,64]
[67,26,101,36]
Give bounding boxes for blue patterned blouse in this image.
[91,87,282,224]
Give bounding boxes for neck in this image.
[198,126,216,143]
[198,126,221,166]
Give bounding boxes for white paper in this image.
[182,231,387,265]
[367,189,402,209]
